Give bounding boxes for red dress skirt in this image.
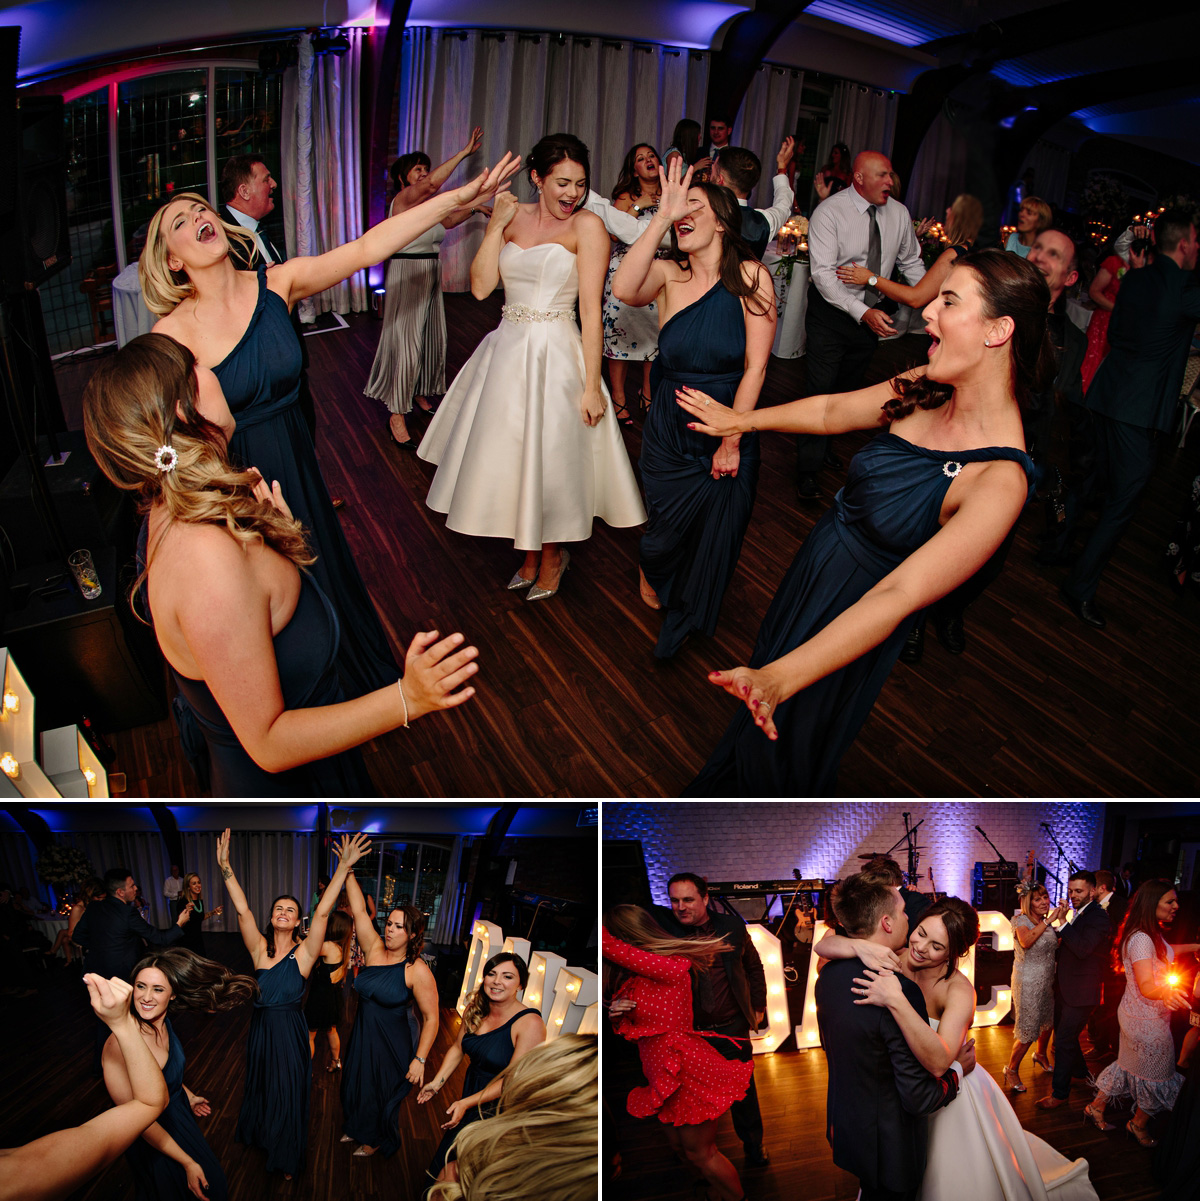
[603,930,752,1126]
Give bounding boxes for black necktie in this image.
[865,206,882,307]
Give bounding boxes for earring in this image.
[538,186,543,195]
[984,339,990,346]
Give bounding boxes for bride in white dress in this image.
[418,133,646,600]
[817,897,1099,1201]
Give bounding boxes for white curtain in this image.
[398,27,710,292]
[284,30,368,321]
[0,832,55,908]
[732,63,805,209]
[427,834,465,945]
[57,832,175,928]
[829,80,898,164]
[906,105,970,222]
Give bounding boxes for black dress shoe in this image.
[743,1145,770,1169]
[934,613,966,654]
[899,623,924,664]
[796,474,820,501]
[1059,587,1106,629]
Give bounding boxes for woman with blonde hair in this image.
[137,153,518,697]
[1005,196,1053,258]
[428,1034,596,1200]
[417,951,545,1176]
[171,873,223,956]
[603,905,752,1201]
[82,333,480,794]
[1004,881,1066,1091]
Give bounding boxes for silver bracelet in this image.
[397,678,410,728]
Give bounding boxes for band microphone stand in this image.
[975,825,1014,870]
[885,815,926,888]
[1041,822,1077,905]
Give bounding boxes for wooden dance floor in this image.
[605,1020,1165,1201]
[53,292,1200,797]
[0,936,472,1200]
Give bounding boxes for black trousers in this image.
[1051,1001,1096,1099]
[704,1018,764,1151]
[797,285,878,476]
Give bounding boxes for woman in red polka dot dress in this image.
[603,905,752,1201]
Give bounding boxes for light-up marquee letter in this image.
[746,923,789,1054]
[456,919,503,1015]
[795,919,829,1051]
[965,910,1014,1027]
[524,950,566,1023]
[545,965,599,1041]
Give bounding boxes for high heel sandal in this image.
[1126,1119,1157,1147]
[326,1058,342,1073]
[613,398,634,428]
[1032,1051,1052,1072]
[1002,1067,1026,1093]
[638,390,652,414]
[1082,1103,1114,1131]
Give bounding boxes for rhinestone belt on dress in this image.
[501,304,575,324]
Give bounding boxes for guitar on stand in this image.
[928,864,938,904]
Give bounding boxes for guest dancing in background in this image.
[677,250,1048,794]
[613,157,775,657]
[1080,239,1147,391]
[418,952,545,1178]
[813,142,851,201]
[83,335,480,796]
[662,119,711,181]
[217,829,368,1180]
[603,905,752,1201]
[171,874,223,957]
[419,132,646,601]
[137,152,519,696]
[305,908,353,1072]
[603,142,663,424]
[1083,881,1198,1146]
[1003,881,1065,1092]
[365,125,488,448]
[102,948,258,1201]
[339,865,439,1158]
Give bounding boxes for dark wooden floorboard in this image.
[604,1022,1166,1201]
[0,936,472,1201]
[52,290,1200,797]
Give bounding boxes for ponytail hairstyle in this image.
[83,333,314,620]
[527,132,590,204]
[129,947,258,1032]
[461,952,530,1034]
[882,248,1053,423]
[666,182,773,317]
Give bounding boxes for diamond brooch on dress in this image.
[942,460,963,478]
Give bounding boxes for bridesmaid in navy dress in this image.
[136,154,520,697]
[101,947,257,1200]
[676,249,1052,794]
[418,952,546,1178]
[612,157,776,658]
[339,869,440,1157]
[216,828,370,1179]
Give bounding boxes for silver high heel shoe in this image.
[526,550,570,601]
[506,569,537,590]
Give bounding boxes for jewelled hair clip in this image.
[154,444,178,473]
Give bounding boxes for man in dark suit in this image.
[816,873,967,1201]
[652,872,771,1169]
[1059,208,1200,628]
[219,155,322,455]
[73,866,189,1071]
[1037,870,1113,1108]
[1088,869,1126,1055]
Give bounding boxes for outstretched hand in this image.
[84,974,135,1027]
[450,152,522,210]
[464,125,484,157]
[332,832,372,870]
[776,135,795,173]
[706,665,784,740]
[216,828,231,872]
[400,629,479,722]
[676,386,744,439]
[655,154,694,225]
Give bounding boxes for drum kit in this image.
[857,811,931,891]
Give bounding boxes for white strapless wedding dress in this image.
[417,240,646,549]
[918,1020,1099,1201]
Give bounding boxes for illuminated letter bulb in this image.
[0,752,18,779]
[1,689,18,716]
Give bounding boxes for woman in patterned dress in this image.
[1003,882,1067,1091]
[603,905,752,1201]
[1083,880,1200,1145]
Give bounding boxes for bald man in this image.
[797,151,925,500]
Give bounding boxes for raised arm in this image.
[417,1022,467,1107]
[406,958,441,1087]
[342,864,384,960]
[270,153,520,305]
[216,828,265,960]
[612,156,693,308]
[469,190,519,299]
[602,928,695,983]
[427,126,483,193]
[575,210,612,427]
[813,932,902,973]
[707,456,1027,737]
[0,977,168,1201]
[296,832,371,975]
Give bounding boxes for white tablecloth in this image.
[32,915,68,957]
[112,262,156,347]
[763,248,808,359]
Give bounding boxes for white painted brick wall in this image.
[603,802,1104,907]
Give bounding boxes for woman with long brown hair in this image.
[305,907,353,1071]
[677,248,1052,794]
[603,904,752,1201]
[1083,880,1199,1145]
[83,333,480,795]
[612,157,776,657]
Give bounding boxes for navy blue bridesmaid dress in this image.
[426,1008,542,1177]
[340,962,416,1156]
[125,1020,227,1200]
[235,951,310,1177]
[213,265,400,696]
[688,434,1033,795]
[639,282,759,658]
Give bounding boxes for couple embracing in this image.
[816,875,1099,1201]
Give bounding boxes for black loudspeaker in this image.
[0,30,70,292]
[602,840,653,909]
[973,877,1019,914]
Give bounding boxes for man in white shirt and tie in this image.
[797,151,925,500]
